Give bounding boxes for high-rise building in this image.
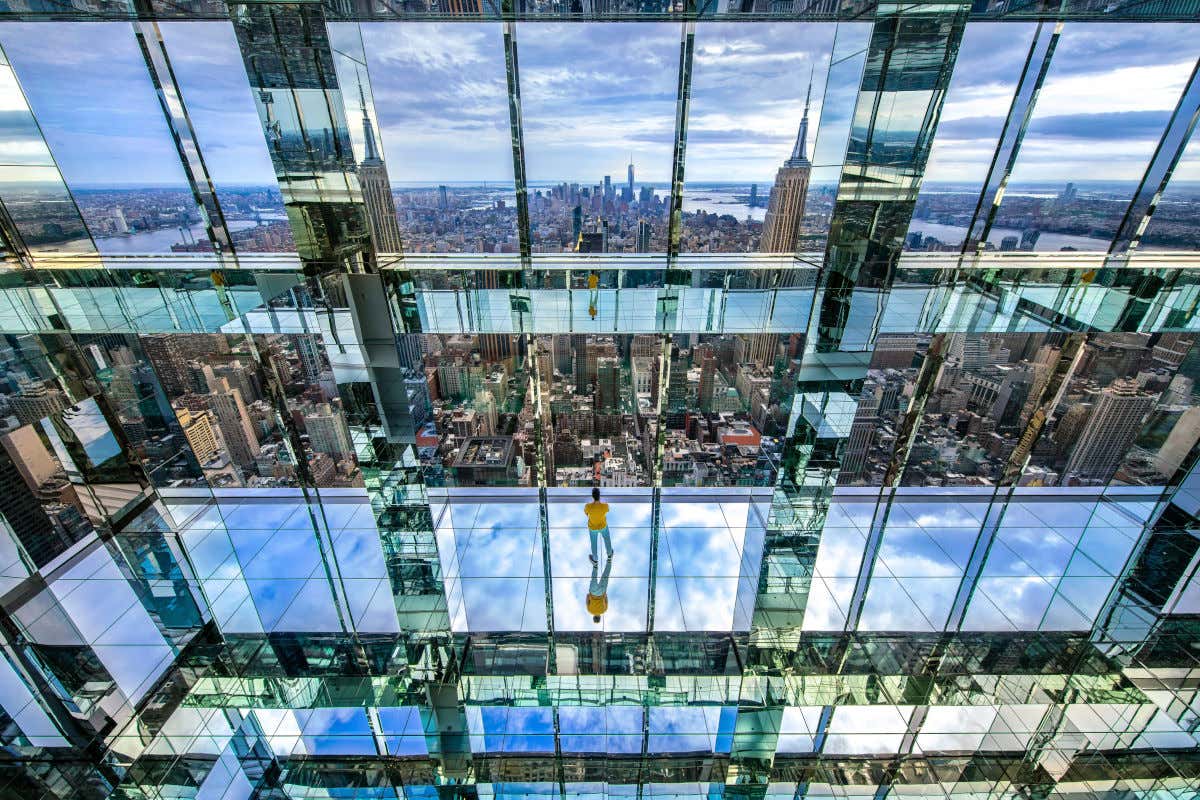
[305,404,355,457]
[759,82,812,253]
[9,378,67,425]
[177,408,220,465]
[636,219,651,252]
[207,382,261,471]
[296,335,326,383]
[595,356,620,413]
[355,76,404,254]
[479,334,512,364]
[1063,378,1156,482]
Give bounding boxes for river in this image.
[907,219,1111,251]
[95,219,276,254]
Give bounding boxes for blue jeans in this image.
[589,525,613,559]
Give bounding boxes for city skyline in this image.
[0,21,1195,189]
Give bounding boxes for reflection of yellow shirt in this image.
[584,501,609,530]
[588,273,599,290]
[587,593,608,615]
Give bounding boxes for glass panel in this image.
[998,22,1200,252]
[1112,334,1200,484]
[839,334,930,486]
[353,22,519,255]
[1028,332,1195,487]
[902,332,1065,487]
[800,22,871,255]
[907,23,1037,252]
[0,22,213,254]
[680,23,836,254]
[158,20,295,253]
[1141,129,1200,250]
[0,49,92,253]
[519,23,680,254]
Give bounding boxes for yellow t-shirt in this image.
[588,273,599,290]
[587,593,608,615]
[584,501,609,530]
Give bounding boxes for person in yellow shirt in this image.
[584,486,613,564]
[587,271,599,319]
[587,555,611,624]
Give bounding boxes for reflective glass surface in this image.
[0,10,1199,800]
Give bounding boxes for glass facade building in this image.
[0,2,1199,799]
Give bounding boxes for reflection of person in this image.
[587,271,599,319]
[587,555,612,624]
[584,486,613,564]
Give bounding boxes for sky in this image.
[0,20,1197,189]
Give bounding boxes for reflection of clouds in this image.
[63,399,121,465]
[647,707,729,754]
[916,706,997,753]
[671,576,738,632]
[254,709,307,757]
[552,576,647,633]
[924,23,1035,184]
[1,22,191,186]
[686,23,835,182]
[472,707,556,753]
[159,21,278,186]
[990,527,1074,577]
[963,576,1055,631]
[929,22,1200,183]
[1009,24,1200,182]
[801,576,853,631]
[877,528,963,578]
[559,707,643,754]
[457,577,545,632]
[812,524,867,579]
[357,23,514,183]
[825,705,913,756]
[300,707,377,756]
[518,23,680,182]
[859,575,957,632]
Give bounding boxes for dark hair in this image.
[593,615,601,623]
[592,487,600,501]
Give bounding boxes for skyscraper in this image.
[596,356,620,413]
[1063,378,1156,482]
[759,82,813,254]
[355,75,404,254]
[627,158,635,201]
[306,404,355,457]
[9,378,67,425]
[698,348,716,412]
[636,219,651,252]
[208,382,261,471]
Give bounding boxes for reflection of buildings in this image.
[355,78,404,254]
[208,383,261,471]
[759,84,812,254]
[845,333,1194,488]
[1063,378,1156,483]
[0,425,92,567]
[452,436,515,485]
[177,408,220,465]
[9,378,68,425]
[304,403,355,458]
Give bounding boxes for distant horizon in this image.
[46,178,1199,190]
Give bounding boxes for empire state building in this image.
[759,84,812,254]
[355,80,404,255]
